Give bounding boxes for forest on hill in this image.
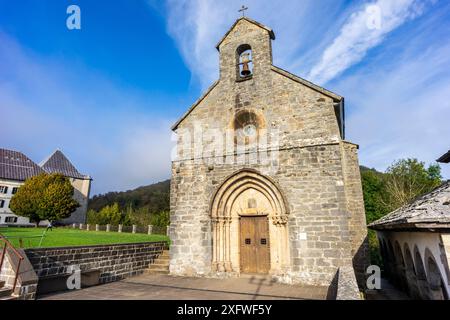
[88,159,443,263]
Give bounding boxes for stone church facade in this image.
[169,17,368,287]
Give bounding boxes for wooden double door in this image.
[239,216,270,274]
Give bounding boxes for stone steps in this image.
[145,250,170,275]
[0,287,13,299]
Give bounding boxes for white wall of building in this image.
[0,177,90,226]
[0,178,33,225]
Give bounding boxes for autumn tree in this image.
[10,173,80,225]
[383,159,442,211]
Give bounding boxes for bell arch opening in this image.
[210,169,290,274]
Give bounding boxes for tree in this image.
[10,173,80,225]
[150,211,170,227]
[383,159,442,211]
[87,203,122,225]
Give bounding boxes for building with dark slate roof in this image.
[369,151,450,300]
[0,148,91,226]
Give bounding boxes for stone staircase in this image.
[144,250,169,275]
[0,280,14,300]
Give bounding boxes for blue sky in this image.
[1,0,450,195]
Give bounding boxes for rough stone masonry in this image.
[169,16,369,288]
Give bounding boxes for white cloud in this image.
[338,40,450,179]
[308,0,435,85]
[161,0,343,89]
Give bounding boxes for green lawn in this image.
[0,227,169,249]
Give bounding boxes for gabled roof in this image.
[40,150,89,180]
[0,148,45,181]
[437,150,450,163]
[171,80,219,131]
[271,66,343,101]
[216,17,275,50]
[171,18,343,131]
[369,181,450,230]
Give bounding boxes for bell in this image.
[241,62,251,77]
[240,52,251,77]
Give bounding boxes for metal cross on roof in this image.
[238,5,248,17]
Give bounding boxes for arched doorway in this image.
[404,244,420,299]
[394,241,408,292]
[414,246,431,300]
[425,249,449,300]
[210,169,289,275]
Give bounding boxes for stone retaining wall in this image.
[25,241,168,284]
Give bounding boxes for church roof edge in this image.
[215,17,275,51]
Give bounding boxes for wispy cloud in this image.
[161,0,343,89]
[308,0,435,85]
[337,27,450,178]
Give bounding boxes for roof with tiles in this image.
[40,150,89,180]
[0,148,89,181]
[0,148,45,181]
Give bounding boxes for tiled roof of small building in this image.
[437,150,450,163]
[369,181,450,230]
[40,150,88,179]
[0,148,45,181]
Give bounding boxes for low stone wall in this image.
[334,266,362,300]
[25,241,168,285]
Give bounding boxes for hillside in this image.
[89,166,381,213]
[89,179,170,213]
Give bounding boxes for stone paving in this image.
[39,274,329,300]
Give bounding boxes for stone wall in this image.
[340,142,369,287]
[170,143,359,286]
[170,17,369,287]
[25,241,168,284]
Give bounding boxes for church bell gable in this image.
[217,18,274,83]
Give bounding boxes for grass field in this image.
[0,227,169,249]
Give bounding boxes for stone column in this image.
[118,224,122,233]
[72,223,76,229]
[224,217,232,272]
[148,225,153,235]
[86,224,90,231]
[95,224,99,231]
[132,225,137,234]
[217,217,225,272]
[106,224,110,232]
[79,223,83,230]
[211,218,218,272]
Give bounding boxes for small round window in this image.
[233,110,263,145]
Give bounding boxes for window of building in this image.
[5,216,18,223]
[0,186,8,194]
[0,200,4,208]
[12,187,19,195]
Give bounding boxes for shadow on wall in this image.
[353,235,370,290]
[59,187,88,225]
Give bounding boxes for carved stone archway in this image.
[210,169,290,274]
